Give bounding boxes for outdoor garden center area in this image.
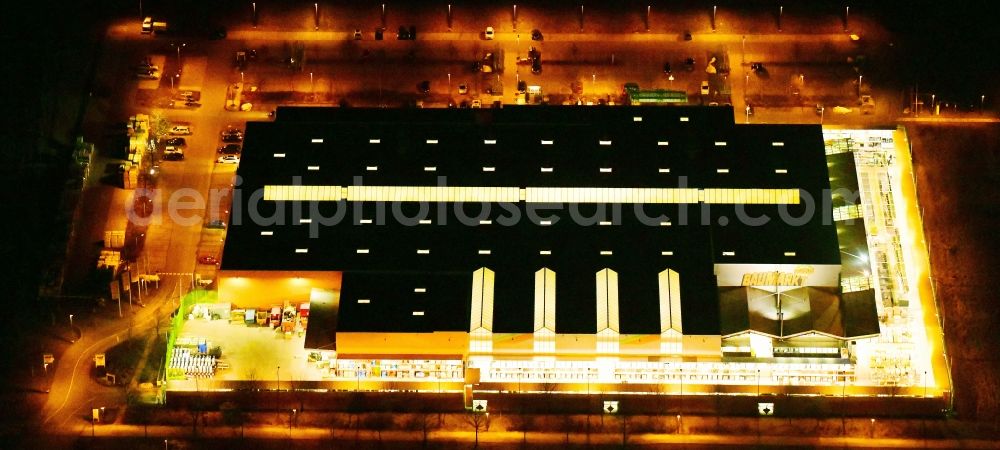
[165,289,324,391]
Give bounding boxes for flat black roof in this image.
[222,106,840,336]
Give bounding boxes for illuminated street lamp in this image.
[981,95,986,114]
[844,6,850,32]
[447,4,452,31]
[313,3,319,31]
[252,2,257,28]
[645,5,651,32]
[778,5,783,31]
[712,5,717,32]
[512,4,517,31]
[741,35,746,64]
[171,43,186,75]
[579,5,584,32]
[857,75,863,99]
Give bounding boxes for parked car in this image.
[217,155,240,164]
[531,59,542,74]
[135,69,160,80]
[418,80,431,94]
[397,26,409,40]
[164,137,186,146]
[531,29,543,41]
[484,26,494,40]
[354,29,362,40]
[221,128,243,142]
[206,220,226,229]
[162,150,185,161]
[517,80,527,94]
[198,255,219,265]
[458,84,468,95]
[218,144,241,155]
[528,47,541,63]
[471,99,482,108]
[169,125,192,135]
[684,58,696,71]
[700,81,710,95]
[663,62,672,74]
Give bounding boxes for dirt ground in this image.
[908,123,1000,426]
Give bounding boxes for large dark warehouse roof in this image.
[222,106,840,336]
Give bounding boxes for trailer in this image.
[141,17,169,34]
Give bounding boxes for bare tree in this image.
[507,412,534,448]
[463,411,489,448]
[619,413,631,448]
[346,392,366,443]
[220,401,246,438]
[363,412,394,444]
[325,413,348,442]
[404,406,438,448]
[557,414,576,445]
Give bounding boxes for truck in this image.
[141,17,169,34]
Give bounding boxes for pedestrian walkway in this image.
[78,423,1000,448]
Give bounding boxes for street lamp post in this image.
[931,94,935,115]
[309,72,314,100]
[447,4,452,31]
[69,314,75,342]
[857,75,862,99]
[172,43,186,76]
[447,72,451,96]
[741,35,745,64]
[844,6,850,32]
[712,5,717,32]
[982,95,986,114]
[381,4,386,28]
[579,5,584,32]
[646,5,651,32]
[313,3,319,31]
[745,105,751,124]
[512,4,517,31]
[778,6,783,31]
[252,2,257,28]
